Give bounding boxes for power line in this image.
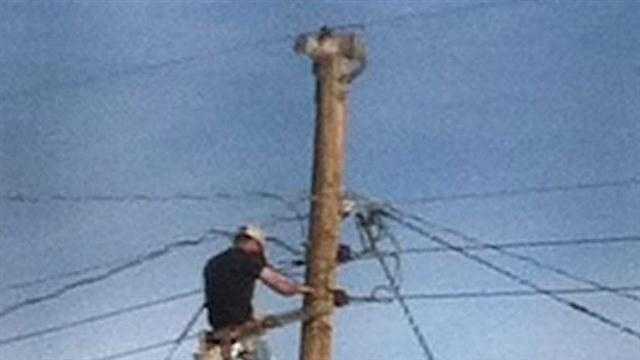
[162,305,204,360]
[0,34,293,105]
[250,191,308,240]
[0,228,231,320]
[66,277,640,360]
[6,194,636,292]
[351,285,640,303]
[79,334,200,360]
[0,1,528,106]
[392,177,640,205]
[383,235,640,254]
[390,211,640,304]
[342,176,639,253]
[1,259,135,291]
[4,179,637,290]
[74,307,313,360]
[66,275,636,360]
[281,234,640,267]
[0,189,302,205]
[1,225,302,292]
[356,212,436,360]
[8,177,637,207]
[381,209,640,342]
[5,282,640,348]
[0,217,637,345]
[0,290,200,347]
[0,240,301,346]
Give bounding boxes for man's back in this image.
[203,248,265,330]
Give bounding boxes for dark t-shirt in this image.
[203,248,266,329]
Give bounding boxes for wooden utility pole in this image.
[294,27,366,360]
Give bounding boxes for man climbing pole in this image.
[199,225,314,360]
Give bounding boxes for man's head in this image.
[233,224,267,255]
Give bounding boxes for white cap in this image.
[235,224,267,249]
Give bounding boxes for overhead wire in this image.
[0,33,294,105]
[1,258,138,292]
[3,0,636,360]
[0,228,216,320]
[379,207,640,342]
[72,307,316,360]
[0,189,303,205]
[5,281,640,348]
[0,289,200,347]
[1,221,304,293]
[4,182,637,350]
[387,209,640,304]
[77,334,200,360]
[6,198,634,294]
[248,190,309,243]
[356,211,436,360]
[280,234,640,268]
[0,0,532,106]
[16,177,637,292]
[350,284,640,303]
[4,179,636,292]
[395,177,640,205]
[162,305,205,360]
[381,222,406,286]
[374,235,640,255]
[0,227,302,320]
[5,177,638,207]
[6,219,633,354]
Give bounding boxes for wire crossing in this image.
[279,234,640,270]
[1,225,302,293]
[0,228,231,320]
[391,210,640,304]
[162,305,204,360]
[249,191,308,239]
[5,233,637,294]
[382,210,640,342]
[348,234,640,261]
[5,177,638,206]
[356,210,436,360]
[4,283,640,348]
[76,307,321,360]
[2,2,635,358]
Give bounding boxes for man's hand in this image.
[260,267,315,297]
[297,284,316,295]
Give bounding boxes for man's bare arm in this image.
[259,267,314,297]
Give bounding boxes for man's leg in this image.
[196,332,224,360]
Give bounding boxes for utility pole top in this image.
[294,27,367,85]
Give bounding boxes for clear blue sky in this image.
[1,1,639,360]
